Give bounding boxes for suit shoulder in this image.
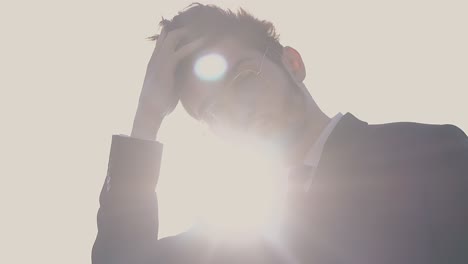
[438,124,467,140]
[369,121,466,144]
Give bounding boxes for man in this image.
[92,3,468,264]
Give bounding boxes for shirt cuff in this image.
[105,134,163,195]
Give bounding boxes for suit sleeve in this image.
[92,134,164,264]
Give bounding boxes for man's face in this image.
[178,36,306,147]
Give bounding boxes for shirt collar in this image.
[303,112,344,167]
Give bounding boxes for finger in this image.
[164,27,191,45]
[157,27,168,39]
[152,29,169,54]
[157,29,168,43]
[175,36,208,60]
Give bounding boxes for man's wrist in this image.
[131,110,163,141]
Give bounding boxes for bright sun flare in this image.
[194,129,288,239]
[194,53,227,81]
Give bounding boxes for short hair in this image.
[148,3,284,65]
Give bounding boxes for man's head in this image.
[150,3,316,149]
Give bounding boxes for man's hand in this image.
[132,27,206,140]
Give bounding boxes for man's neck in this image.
[284,106,331,168]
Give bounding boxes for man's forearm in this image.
[131,108,163,141]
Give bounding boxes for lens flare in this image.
[194,54,227,81]
[194,129,288,240]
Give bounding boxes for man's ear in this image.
[281,46,306,83]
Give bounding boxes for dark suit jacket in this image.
[92,113,468,264]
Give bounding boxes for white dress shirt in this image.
[294,113,344,192]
